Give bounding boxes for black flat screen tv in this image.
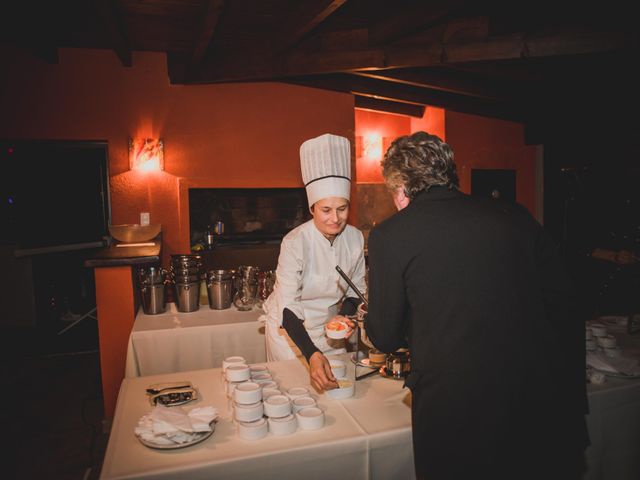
[0,140,111,250]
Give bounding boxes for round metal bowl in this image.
[109,224,161,243]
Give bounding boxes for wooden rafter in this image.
[286,73,522,121]
[354,95,425,118]
[351,68,509,101]
[191,28,628,83]
[367,0,466,46]
[97,0,132,67]
[188,0,226,75]
[272,0,348,55]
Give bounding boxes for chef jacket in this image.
[263,219,367,361]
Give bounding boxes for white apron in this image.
[262,220,367,361]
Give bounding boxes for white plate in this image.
[137,423,215,450]
[349,353,379,369]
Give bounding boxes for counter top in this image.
[84,235,161,267]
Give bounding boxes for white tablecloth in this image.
[100,354,414,480]
[108,327,640,480]
[125,303,265,377]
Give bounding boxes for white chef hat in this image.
[299,133,351,207]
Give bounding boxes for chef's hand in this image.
[328,314,357,339]
[309,352,338,392]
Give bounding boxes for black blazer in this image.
[366,187,588,471]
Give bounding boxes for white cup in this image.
[268,414,297,435]
[263,394,292,418]
[234,401,264,422]
[252,373,273,384]
[234,382,263,404]
[329,360,346,378]
[250,365,269,377]
[259,380,279,391]
[223,356,247,371]
[262,389,282,401]
[296,407,325,430]
[226,364,251,382]
[237,418,268,440]
[286,386,310,400]
[226,380,248,398]
[292,396,317,413]
[326,378,354,399]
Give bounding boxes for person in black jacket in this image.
[365,131,589,480]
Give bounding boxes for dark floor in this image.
[1,315,108,480]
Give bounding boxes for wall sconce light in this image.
[129,138,164,172]
[357,133,384,161]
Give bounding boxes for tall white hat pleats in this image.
[299,133,351,206]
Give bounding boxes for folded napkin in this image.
[135,404,218,445]
[586,351,640,376]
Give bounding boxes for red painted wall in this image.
[0,46,355,262]
[445,111,537,214]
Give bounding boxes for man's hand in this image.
[309,352,338,393]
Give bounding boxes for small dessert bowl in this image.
[268,413,297,436]
[233,381,262,404]
[237,417,268,440]
[223,356,247,371]
[226,364,251,382]
[296,407,325,430]
[292,396,317,413]
[263,394,292,418]
[325,319,349,339]
[326,377,354,399]
[286,386,311,400]
[234,401,264,422]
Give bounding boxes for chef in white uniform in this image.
[262,133,367,392]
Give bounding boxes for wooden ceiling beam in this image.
[272,0,348,55]
[193,29,628,83]
[186,0,226,78]
[351,68,509,101]
[97,0,132,67]
[285,73,522,122]
[354,95,425,118]
[367,0,466,46]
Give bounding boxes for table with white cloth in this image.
[101,354,415,480]
[125,303,265,377]
[583,318,640,480]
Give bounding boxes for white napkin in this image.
[586,351,640,376]
[135,404,218,445]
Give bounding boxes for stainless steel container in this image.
[385,348,411,379]
[174,281,201,312]
[206,269,233,310]
[140,283,166,315]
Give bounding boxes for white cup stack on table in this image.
[222,356,247,383]
[234,401,264,423]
